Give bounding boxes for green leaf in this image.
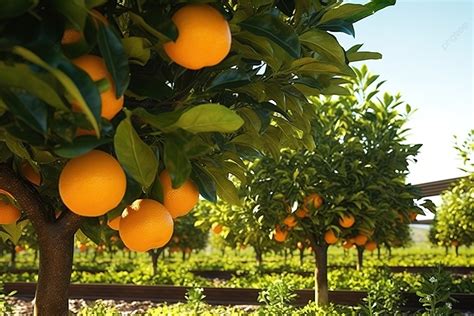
[163,137,192,188]
[11,46,100,135]
[114,117,158,189]
[1,91,48,134]
[319,4,367,25]
[129,12,177,42]
[128,74,173,101]
[171,104,244,134]
[0,63,68,111]
[132,108,182,131]
[0,0,38,19]
[2,133,30,159]
[97,24,130,97]
[122,37,151,66]
[50,0,88,30]
[208,69,251,91]
[346,51,382,62]
[317,19,355,37]
[206,167,240,205]
[80,217,103,245]
[299,30,345,65]
[1,222,27,244]
[239,14,301,58]
[54,136,111,158]
[191,164,217,203]
[290,58,351,76]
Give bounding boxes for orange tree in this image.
[431,130,474,255]
[194,200,278,266]
[0,0,393,313]
[243,68,428,304]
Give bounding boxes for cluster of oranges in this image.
[324,213,378,251]
[58,150,199,252]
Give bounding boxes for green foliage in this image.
[359,269,406,315]
[416,268,456,316]
[431,130,474,248]
[257,280,296,316]
[0,283,15,315]
[185,287,206,315]
[78,300,118,315]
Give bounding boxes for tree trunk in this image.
[9,242,16,269]
[255,248,263,266]
[377,246,381,259]
[0,163,82,316]
[455,245,459,256]
[34,249,39,264]
[313,244,329,305]
[284,249,288,264]
[182,250,186,261]
[356,246,364,271]
[149,249,163,275]
[34,234,75,315]
[445,246,448,255]
[387,246,392,258]
[299,248,304,266]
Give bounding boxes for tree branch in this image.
[0,163,49,234]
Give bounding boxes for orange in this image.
[59,150,126,217]
[304,193,323,210]
[119,199,174,252]
[324,230,338,244]
[61,29,82,45]
[159,170,199,218]
[342,240,354,249]
[339,214,355,228]
[354,234,368,246]
[79,243,88,252]
[274,225,288,242]
[365,241,377,251]
[164,4,231,70]
[15,245,23,253]
[0,200,21,224]
[451,240,459,247]
[20,161,41,186]
[212,223,223,234]
[295,208,309,218]
[72,55,124,120]
[283,215,297,228]
[409,212,417,221]
[107,216,121,231]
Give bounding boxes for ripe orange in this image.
[342,240,354,249]
[163,4,231,70]
[304,193,323,210]
[409,212,417,221]
[159,170,199,218]
[274,225,288,242]
[107,216,121,231]
[20,161,41,186]
[0,200,21,224]
[119,199,174,252]
[338,214,355,228]
[59,150,126,217]
[365,241,377,251]
[451,240,459,247]
[72,55,124,120]
[212,223,223,234]
[295,208,309,218]
[324,230,338,245]
[79,243,88,252]
[354,234,368,246]
[283,215,297,228]
[62,29,82,45]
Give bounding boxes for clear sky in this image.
[338,0,473,185]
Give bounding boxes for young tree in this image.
[431,130,474,255]
[244,68,426,304]
[0,0,392,313]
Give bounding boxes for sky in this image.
[338,0,473,186]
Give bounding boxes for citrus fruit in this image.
[365,241,377,251]
[304,193,323,210]
[283,215,297,228]
[212,223,223,234]
[274,225,288,242]
[0,200,21,224]
[107,216,121,231]
[163,4,231,70]
[59,150,126,217]
[295,208,309,218]
[324,230,338,244]
[159,170,199,218]
[354,234,368,246]
[342,240,354,249]
[61,29,82,45]
[20,161,41,186]
[72,54,124,120]
[119,199,174,252]
[409,212,417,221]
[339,214,355,228]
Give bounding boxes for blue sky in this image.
[339,0,473,185]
